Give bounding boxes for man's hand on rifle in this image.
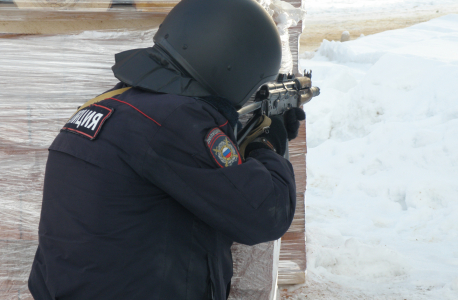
[284,107,306,140]
[243,107,306,158]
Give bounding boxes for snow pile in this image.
[270,0,306,35]
[304,0,458,16]
[300,14,458,299]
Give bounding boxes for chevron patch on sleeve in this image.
[205,128,242,168]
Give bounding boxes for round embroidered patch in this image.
[205,128,242,168]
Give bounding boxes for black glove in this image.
[284,107,306,140]
[245,108,305,157]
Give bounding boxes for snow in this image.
[300,14,458,299]
[304,0,458,16]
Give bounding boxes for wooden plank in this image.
[135,0,179,11]
[0,10,166,34]
[278,119,307,285]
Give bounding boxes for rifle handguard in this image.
[239,115,272,160]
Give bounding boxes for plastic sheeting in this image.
[8,0,178,12]
[0,29,159,300]
[13,0,112,10]
[1,0,304,74]
[228,240,281,300]
[0,1,306,299]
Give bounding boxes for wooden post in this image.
[278,121,307,285]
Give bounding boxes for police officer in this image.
[28,0,304,299]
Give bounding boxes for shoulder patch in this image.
[62,104,113,140]
[205,128,242,168]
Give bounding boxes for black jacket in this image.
[28,85,296,300]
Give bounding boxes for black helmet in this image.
[153,0,282,108]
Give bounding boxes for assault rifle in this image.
[236,71,320,151]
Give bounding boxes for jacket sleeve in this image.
[141,144,296,246]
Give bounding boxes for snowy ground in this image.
[299,0,458,51]
[303,0,458,16]
[288,14,458,299]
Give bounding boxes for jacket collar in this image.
[196,95,239,129]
